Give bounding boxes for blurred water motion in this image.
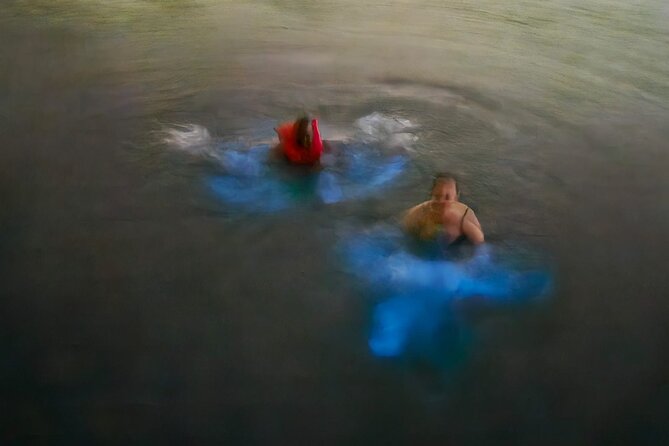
[2,0,669,444]
[162,114,412,212]
[340,227,551,359]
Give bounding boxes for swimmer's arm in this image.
[462,210,485,245]
[467,208,482,230]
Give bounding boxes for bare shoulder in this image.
[403,201,430,228]
[405,201,430,216]
[461,202,482,228]
[462,202,476,216]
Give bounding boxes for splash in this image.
[162,124,218,159]
[339,226,552,363]
[161,117,412,212]
[181,116,413,212]
[354,112,418,150]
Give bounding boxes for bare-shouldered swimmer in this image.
[403,173,484,245]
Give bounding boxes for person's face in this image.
[430,179,458,203]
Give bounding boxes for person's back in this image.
[274,116,323,166]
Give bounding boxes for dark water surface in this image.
[2,1,669,444]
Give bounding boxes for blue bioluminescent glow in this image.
[163,115,414,212]
[206,142,408,212]
[368,294,471,367]
[207,175,294,213]
[339,226,553,363]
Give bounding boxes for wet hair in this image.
[295,115,311,148]
[431,172,459,194]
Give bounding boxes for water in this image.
[2,1,669,443]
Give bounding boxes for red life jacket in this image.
[276,119,323,165]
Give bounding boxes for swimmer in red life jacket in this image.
[403,173,485,246]
[274,115,326,166]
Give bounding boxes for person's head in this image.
[295,115,312,148]
[430,172,459,203]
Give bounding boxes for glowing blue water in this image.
[340,227,552,362]
[206,142,408,212]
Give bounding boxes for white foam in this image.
[354,112,418,150]
[163,124,215,157]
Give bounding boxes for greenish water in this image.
[2,1,668,444]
